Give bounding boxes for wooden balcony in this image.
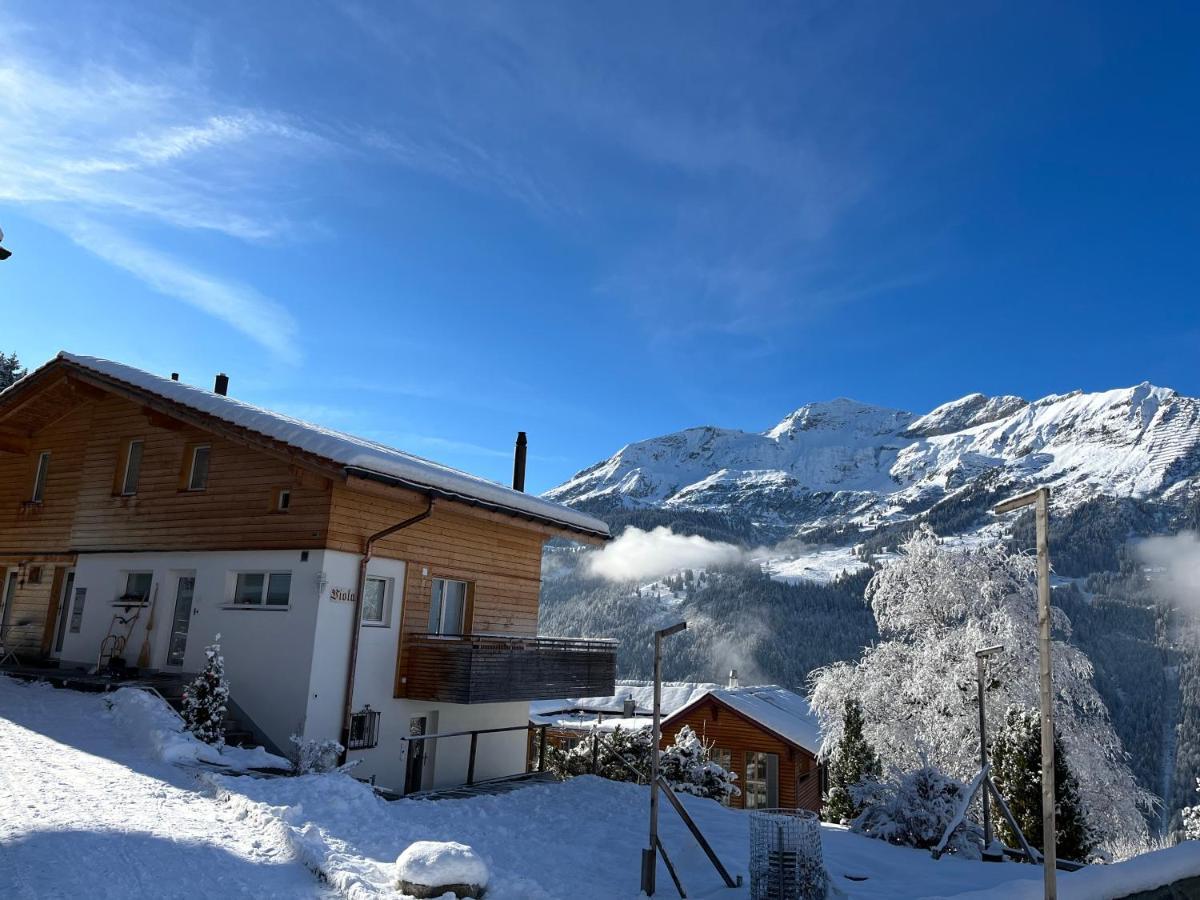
[401,633,617,704]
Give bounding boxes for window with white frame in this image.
[31,451,50,502]
[361,576,390,626]
[233,572,291,607]
[428,577,468,635]
[120,571,154,604]
[121,440,144,495]
[744,751,772,810]
[187,445,211,491]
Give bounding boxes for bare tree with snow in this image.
[809,527,1155,853]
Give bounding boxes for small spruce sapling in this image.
[823,698,882,824]
[990,705,1095,861]
[181,634,229,748]
[660,725,740,803]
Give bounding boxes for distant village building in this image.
[531,675,823,812]
[0,353,614,794]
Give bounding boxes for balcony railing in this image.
[401,633,617,704]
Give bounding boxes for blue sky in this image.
[2,2,1197,492]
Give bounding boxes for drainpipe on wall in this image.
[339,495,435,757]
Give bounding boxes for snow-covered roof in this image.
[27,353,609,539]
[529,679,722,720]
[678,685,822,754]
[530,680,822,753]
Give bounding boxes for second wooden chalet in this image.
[0,352,615,794]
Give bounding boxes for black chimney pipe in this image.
[170,373,179,382]
[214,373,229,396]
[513,431,527,492]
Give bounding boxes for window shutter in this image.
[766,753,779,808]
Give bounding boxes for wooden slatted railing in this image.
[401,633,617,704]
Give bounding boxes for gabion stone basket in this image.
[748,809,827,900]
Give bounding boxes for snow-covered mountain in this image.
[546,383,1200,535]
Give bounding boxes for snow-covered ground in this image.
[2,676,1197,900]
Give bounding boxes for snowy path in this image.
[0,679,327,900]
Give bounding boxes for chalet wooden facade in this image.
[0,352,613,793]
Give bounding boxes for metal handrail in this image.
[404,632,617,650]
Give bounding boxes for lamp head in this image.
[975,644,1005,659]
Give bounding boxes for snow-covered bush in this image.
[1182,779,1200,841]
[823,699,881,824]
[810,527,1154,851]
[660,725,740,803]
[546,723,739,802]
[852,765,983,858]
[180,635,228,748]
[289,734,345,774]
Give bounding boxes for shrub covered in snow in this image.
[659,725,740,803]
[851,765,983,858]
[1182,779,1200,841]
[546,723,738,802]
[289,734,344,774]
[180,635,228,748]
[395,840,489,899]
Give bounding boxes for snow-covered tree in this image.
[823,699,882,824]
[1182,780,1200,841]
[990,705,1094,860]
[659,725,740,803]
[852,765,983,858]
[809,527,1153,852]
[0,352,24,390]
[181,635,229,748]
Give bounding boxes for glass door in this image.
[404,716,428,795]
[51,570,75,657]
[1,570,17,634]
[165,575,195,667]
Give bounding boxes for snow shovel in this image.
[136,584,158,669]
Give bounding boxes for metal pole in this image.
[643,621,685,897]
[1035,487,1057,899]
[977,654,992,849]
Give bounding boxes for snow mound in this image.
[106,687,291,772]
[396,841,489,898]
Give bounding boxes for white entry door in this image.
[165,575,195,667]
[50,570,75,659]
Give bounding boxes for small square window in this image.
[428,578,469,635]
[234,572,265,604]
[362,576,389,626]
[121,572,153,603]
[27,566,42,584]
[266,573,291,606]
[187,445,210,491]
[277,489,291,512]
[347,706,381,750]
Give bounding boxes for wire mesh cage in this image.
[748,809,827,900]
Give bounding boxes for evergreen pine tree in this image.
[0,352,25,390]
[181,635,229,748]
[824,698,882,823]
[990,705,1095,860]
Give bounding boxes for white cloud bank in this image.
[1136,532,1200,610]
[585,526,747,582]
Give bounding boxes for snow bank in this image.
[106,687,291,772]
[396,841,489,897]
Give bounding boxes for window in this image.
[428,577,469,635]
[744,751,778,810]
[275,488,291,512]
[120,571,154,603]
[31,451,50,502]
[361,576,390,626]
[121,440,144,495]
[347,706,381,750]
[233,571,291,607]
[68,587,86,632]
[187,445,210,491]
[27,566,42,584]
[711,748,733,805]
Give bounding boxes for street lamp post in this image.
[642,620,687,897]
[975,643,1005,861]
[993,486,1056,899]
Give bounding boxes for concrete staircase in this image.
[151,679,259,749]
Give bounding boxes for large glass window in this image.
[121,440,144,495]
[362,576,389,626]
[428,577,468,635]
[233,572,291,606]
[744,751,772,810]
[712,748,734,806]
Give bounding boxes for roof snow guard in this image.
[33,353,610,541]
